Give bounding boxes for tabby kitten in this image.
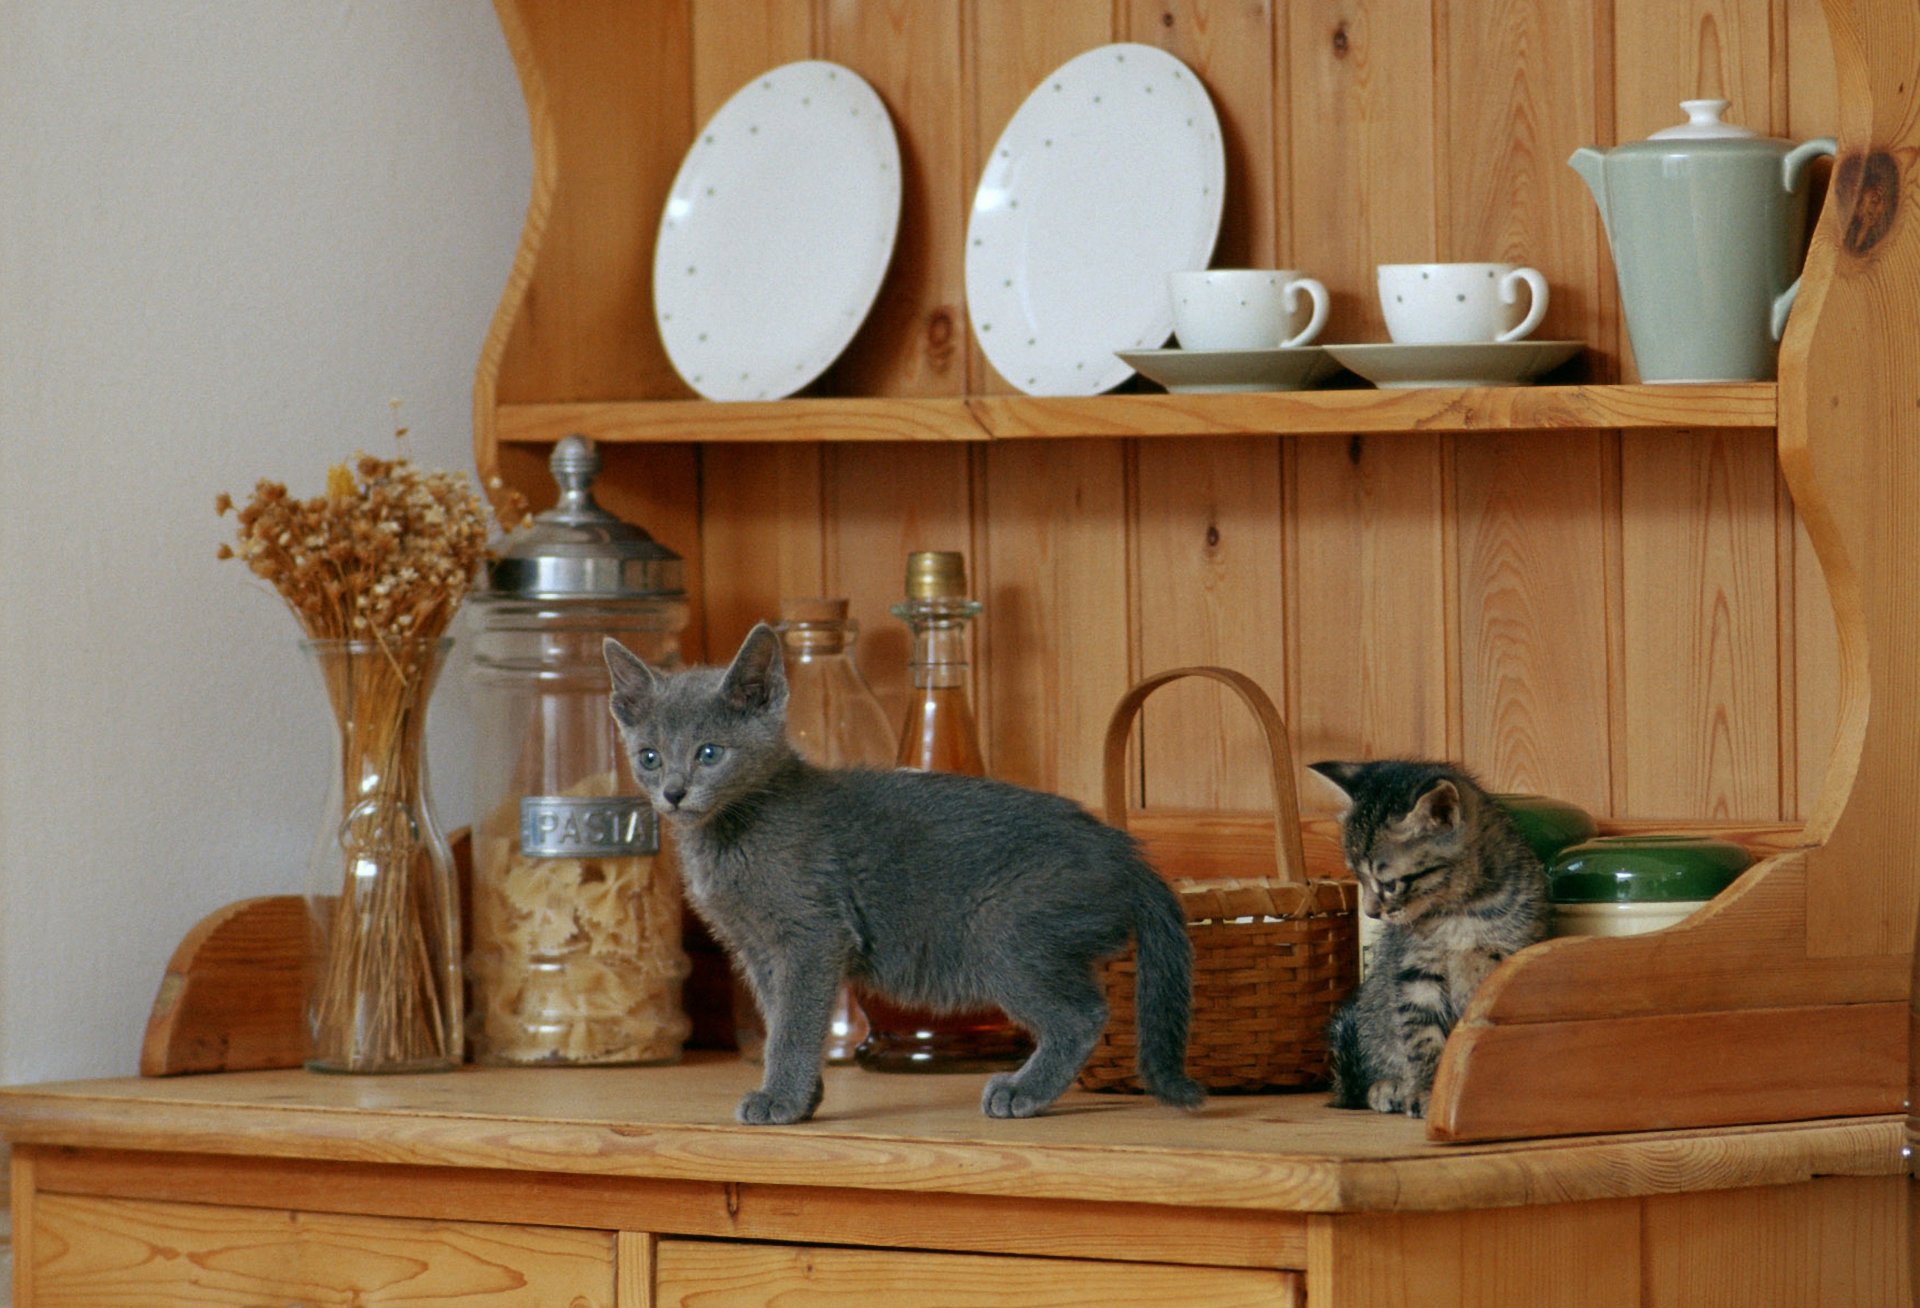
[1309,760,1549,1117]
[605,624,1205,1126]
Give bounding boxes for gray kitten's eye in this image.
[637,748,661,771]
[695,743,724,765]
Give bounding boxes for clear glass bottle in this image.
[854,551,1034,1073]
[466,436,693,1066]
[734,598,885,1063]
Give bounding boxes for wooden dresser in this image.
[0,1058,1905,1306]
[9,0,1919,1303]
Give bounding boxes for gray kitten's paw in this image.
[736,1087,818,1125]
[1366,1078,1425,1115]
[981,1073,1054,1119]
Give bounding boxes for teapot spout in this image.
[1568,147,1608,227]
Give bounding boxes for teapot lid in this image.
[1647,99,1757,141]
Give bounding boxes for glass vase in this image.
[302,637,463,1073]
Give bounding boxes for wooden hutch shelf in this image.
[494,383,1778,446]
[13,1,1916,1303]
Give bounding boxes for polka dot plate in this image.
[653,61,900,402]
[965,44,1224,397]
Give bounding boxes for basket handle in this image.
[1102,666,1309,887]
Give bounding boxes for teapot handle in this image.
[1782,136,1838,193]
[1771,137,1838,341]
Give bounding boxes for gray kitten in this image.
[1309,760,1549,1118]
[605,624,1205,1125]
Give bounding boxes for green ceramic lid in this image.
[1548,835,1754,903]
[1492,793,1599,865]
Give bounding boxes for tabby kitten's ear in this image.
[1406,778,1464,834]
[721,623,788,714]
[1308,761,1367,806]
[604,638,660,728]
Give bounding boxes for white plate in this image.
[653,62,901,402]
[1324,340,1584,389]
[966,44,1224,397]
[1117,347,1341,393]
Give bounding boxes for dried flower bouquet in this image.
[220,451,523,1072]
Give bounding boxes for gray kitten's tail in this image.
[1131,877,1206,1110]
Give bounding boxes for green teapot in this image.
[1570,100,1835,382]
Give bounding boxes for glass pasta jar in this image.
[466,436,692,1065]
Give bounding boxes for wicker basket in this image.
[1078,666,1359,1094]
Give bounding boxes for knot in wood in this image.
[1835,150,1898,256]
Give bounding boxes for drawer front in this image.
[654,1239,1300,1306]
[31,1194,614,1306]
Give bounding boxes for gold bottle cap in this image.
[904,550,968,599]
[778,596,850,624]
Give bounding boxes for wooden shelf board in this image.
[0,1058,1897,1216]
[495,384,1776,446]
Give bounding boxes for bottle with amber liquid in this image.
[854,551,1034,1072]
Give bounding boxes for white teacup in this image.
[1377,262,1549,344]
[1169,269,1330,350]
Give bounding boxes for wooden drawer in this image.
[652,1238,1300,1306]
[28,1194,614,1306]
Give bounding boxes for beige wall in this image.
[0,1,530,1089]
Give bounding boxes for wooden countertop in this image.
[0,1054,1897,1215]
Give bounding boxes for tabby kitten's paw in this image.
[736,1085,820,1126]
[1365,1078,1427,1117]
[981,1073,1054,1119]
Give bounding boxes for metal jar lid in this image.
[481,435,685,599]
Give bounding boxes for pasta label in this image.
[520,796,658,858]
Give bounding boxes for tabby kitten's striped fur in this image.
[1310,760,1549,1117]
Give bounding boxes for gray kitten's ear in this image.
[1407,778,1463,834]
[720,623,787,713]
[1307,761,1365,802]
[604,638,659,727]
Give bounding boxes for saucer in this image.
[1116,346,1341,393]
[1325,340,1583,388]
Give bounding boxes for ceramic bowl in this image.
[1491,792,1599,866]
[1547,834,1754,904]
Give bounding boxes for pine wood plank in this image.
[0,1064,1900,1217]
[1620,429,1783,819]
[981,441,1131,805]
[616,1230,655,1308]
[1615,0,1776,141]
[1429,1000,1904,1141]
[29,1194,614,1307]
[1439,0,1606,347]
[698,444,826,660]
[654,1240,1301,1307]
[1126,0,1278,272]
[690,0,813,120]
[1285,0,1437,340]
[1452,432,1614,811]
[494,385,1777,445]
[1306,1197,1642,1308]
[1447,852,1904,1026]
[1132,436,1288,809]
[1786,0,1920,960]
[592,446,708,662]
[21,1148,1309,1273]
[820,2,967,400]
[491,1,691,406]
[1642,1177,1909,1308]
[1289,434,1453,809]
[138,896,305,1077]
[1789,504,1842,822]
[822,443,976,732]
